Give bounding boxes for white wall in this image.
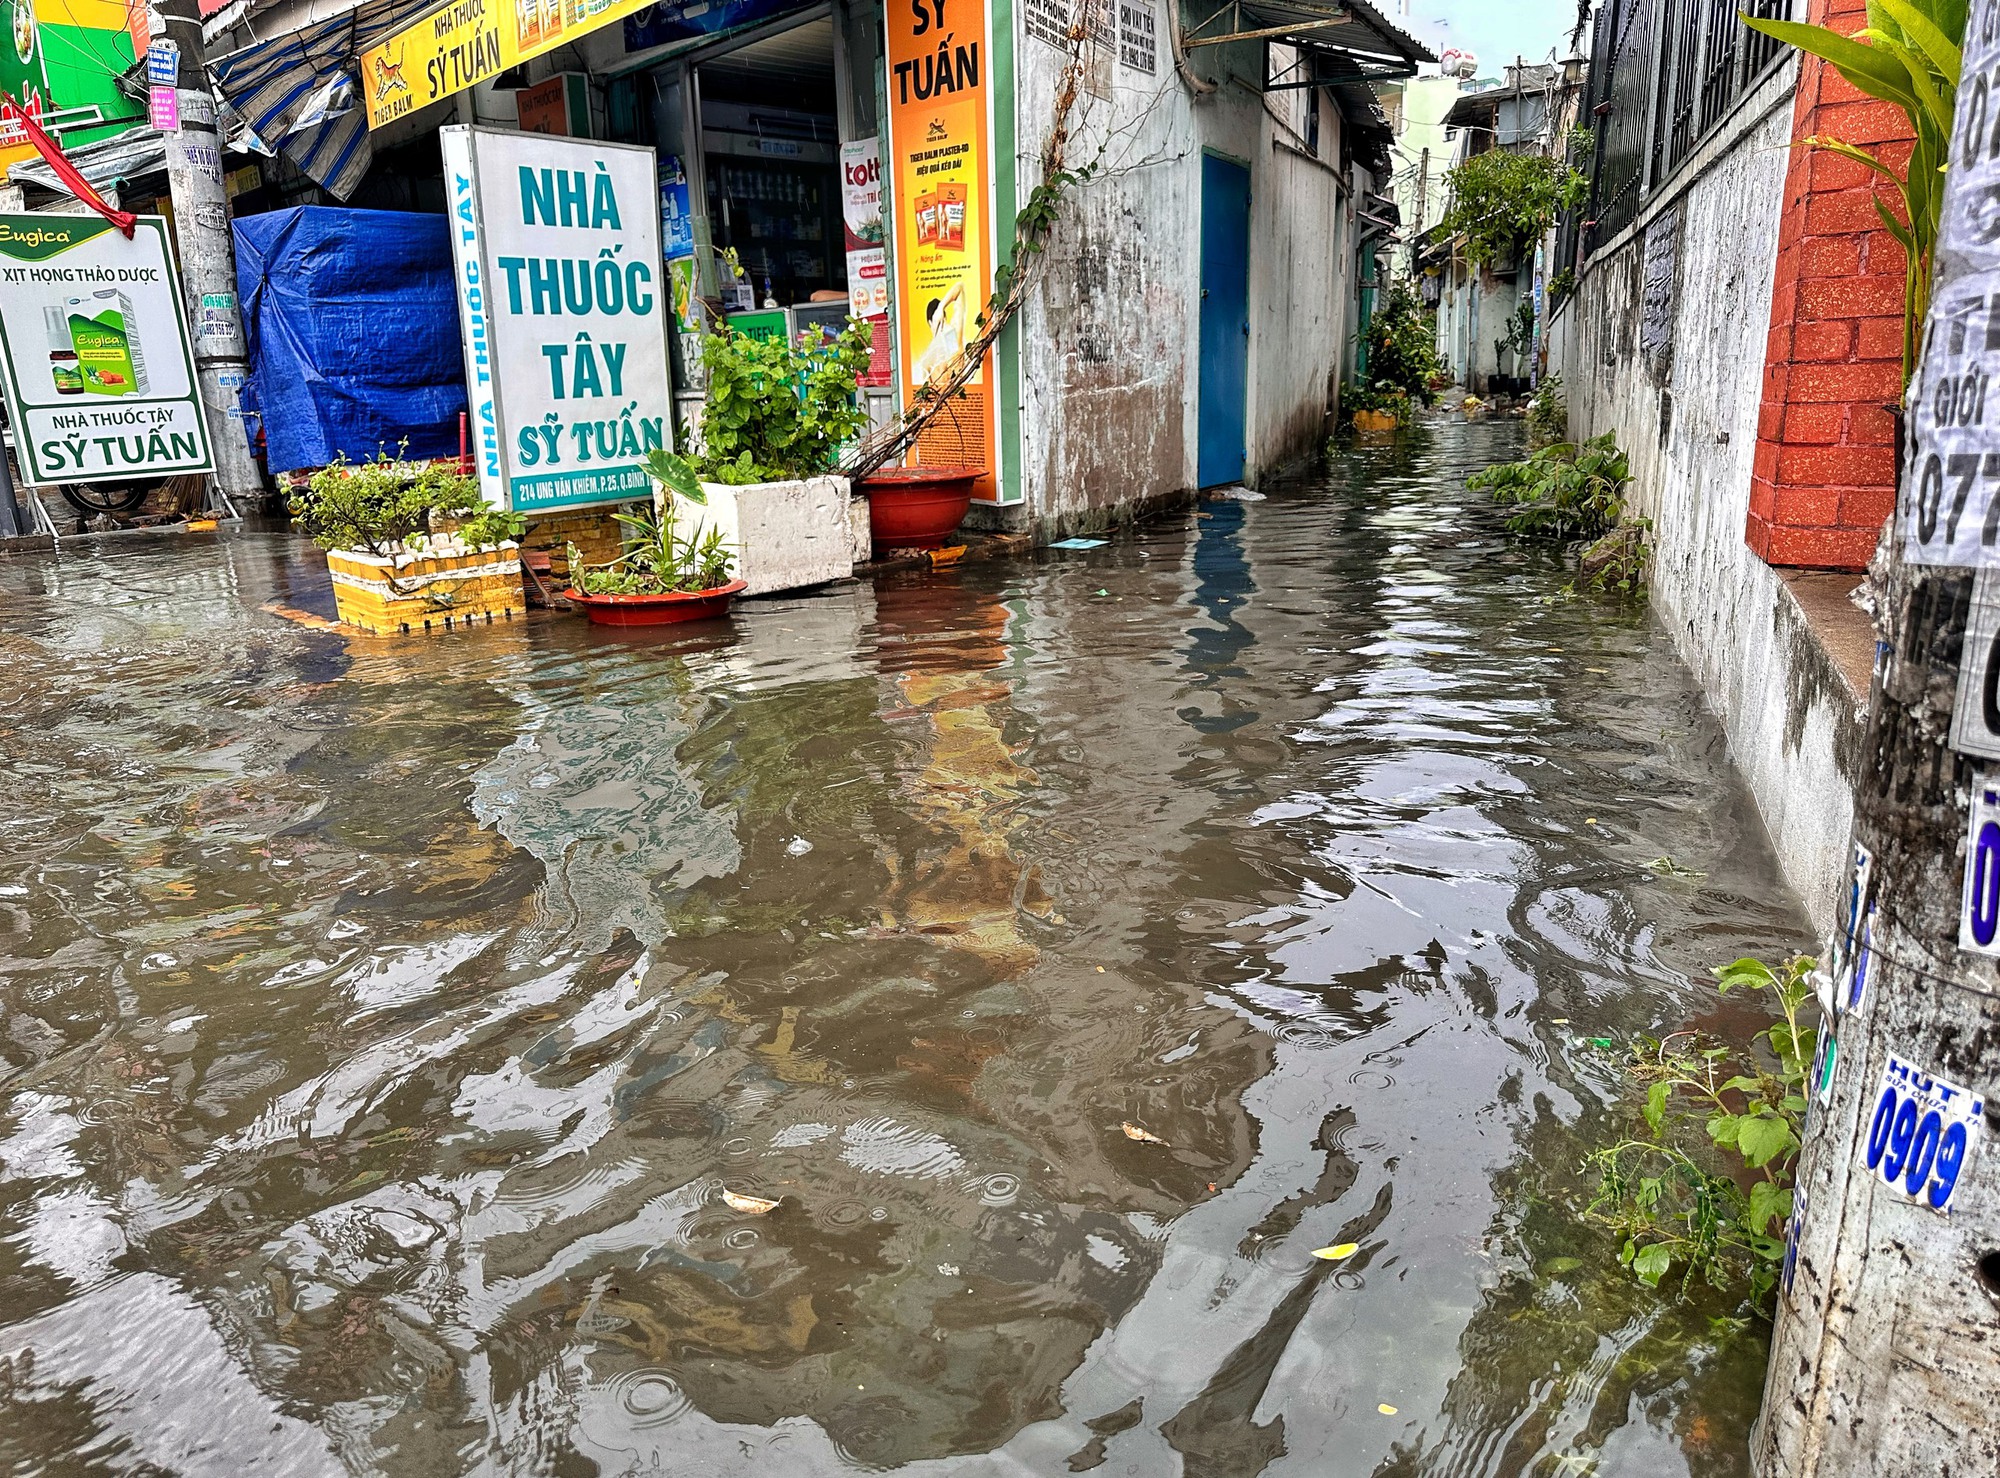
[1557,65,1862,933]
[1013,30,1356,527]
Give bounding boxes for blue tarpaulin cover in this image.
[234,207,466,474]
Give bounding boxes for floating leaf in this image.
[1312,1243,1361,1261]
[1120,1123,1169,1146]
[722,1190,779,1215]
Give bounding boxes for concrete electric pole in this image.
[151,0,262,511]
[1752,9,2000,1473]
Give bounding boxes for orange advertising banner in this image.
[885,0,997,499]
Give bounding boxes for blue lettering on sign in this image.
[1975,815,2000,945]
[1863,1054,1979,1214]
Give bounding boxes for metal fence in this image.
[1574,0,1791,262]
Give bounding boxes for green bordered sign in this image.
[438,126,673,514]
[0,214,213,485]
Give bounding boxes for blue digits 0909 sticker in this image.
[1862,1054,1981,1213]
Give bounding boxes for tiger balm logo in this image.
[372,47,410,98]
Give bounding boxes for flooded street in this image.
[0,421,1810,1476]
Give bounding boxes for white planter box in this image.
[664,474,865,597]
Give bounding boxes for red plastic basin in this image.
[563,579,747,626]
[862,466,979,552]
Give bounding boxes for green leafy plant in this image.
[1584,954,1818,1310]
[1438,138,1589,267]
[1548,266,1577,310]
[1527,374,1569,447]
[1575,518,1653,597]
[290,446,496,554]
[1469,433,1630,541]
[1745,0,1964,379]
[1496,299,1537,376]
[1356,278,1447,415]
[693,321,872,484]
[568,449,735,596]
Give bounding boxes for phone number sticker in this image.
[1862,1054,1983,1213]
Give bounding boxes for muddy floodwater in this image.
[0,423,1812,1476]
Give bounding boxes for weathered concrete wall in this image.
[1013,37,1355,529]
[1559,64,1866,934]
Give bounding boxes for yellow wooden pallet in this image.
[326,545,525,635]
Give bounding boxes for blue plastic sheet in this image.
[234,207,466,474]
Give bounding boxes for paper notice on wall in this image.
[840,137,887,321]
[1903,3,2000,564]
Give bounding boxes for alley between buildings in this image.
[0,422,1811,1475]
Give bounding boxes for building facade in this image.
[191,0,1429,536]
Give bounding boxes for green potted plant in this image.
[290,448,526,635]
[562,450,746,625]
[673,321,878,590]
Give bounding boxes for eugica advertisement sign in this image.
[438,126,672,514]
[885,0,1000,500]
[0,214,214,486]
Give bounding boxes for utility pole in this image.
[1752,8,2000,1472]
[151,0,261,512]
[1412,145,1428,276]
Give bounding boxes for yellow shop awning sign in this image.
[361,0,653,130]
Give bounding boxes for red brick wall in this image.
[1747,0,1914,570]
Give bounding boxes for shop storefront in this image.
[594,3,898,447]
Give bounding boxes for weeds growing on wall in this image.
[1584,955,1818,1313]
[1527,375,1569,447]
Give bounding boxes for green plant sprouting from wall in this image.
[1437,136,1589,268]
[1584,954,1818,1312]
[1745,0,1965,382]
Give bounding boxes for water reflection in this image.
[1,425,1809,1476]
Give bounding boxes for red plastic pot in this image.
[563,579,747,626]
[862,466,978,552]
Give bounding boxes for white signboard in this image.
[1953,569,2000,756]
[0,215,213,486]
[840,137,887,322]
[439,126,672,514]
[1961,775,2000,954]
[1904,6,2000,563]
[1861,1053,1981,1213]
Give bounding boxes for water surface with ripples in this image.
[0,422,1809,1475]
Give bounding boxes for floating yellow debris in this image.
[1378,1403,1399,1416]
[1311,1243,1361,1261]
[1120,1123,1170,1146]
[722,1190,779,1215]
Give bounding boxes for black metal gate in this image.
[1574,0,1792,264]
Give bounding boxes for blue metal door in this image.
[1198,154,1251,488]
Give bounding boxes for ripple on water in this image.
[602,1368,691,1428]
[970,1172,1022,1207]
[838,1117,966,1180]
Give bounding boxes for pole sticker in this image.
[1861,1054,1982,1213]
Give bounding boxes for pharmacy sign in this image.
[438,127,672,514]
[0,214,213,485]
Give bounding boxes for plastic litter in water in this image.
[785,837,814,857]
[1049,537,1108,550]
[1311,1243,1361,1261]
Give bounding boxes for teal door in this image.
[1198,154,1251,488]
